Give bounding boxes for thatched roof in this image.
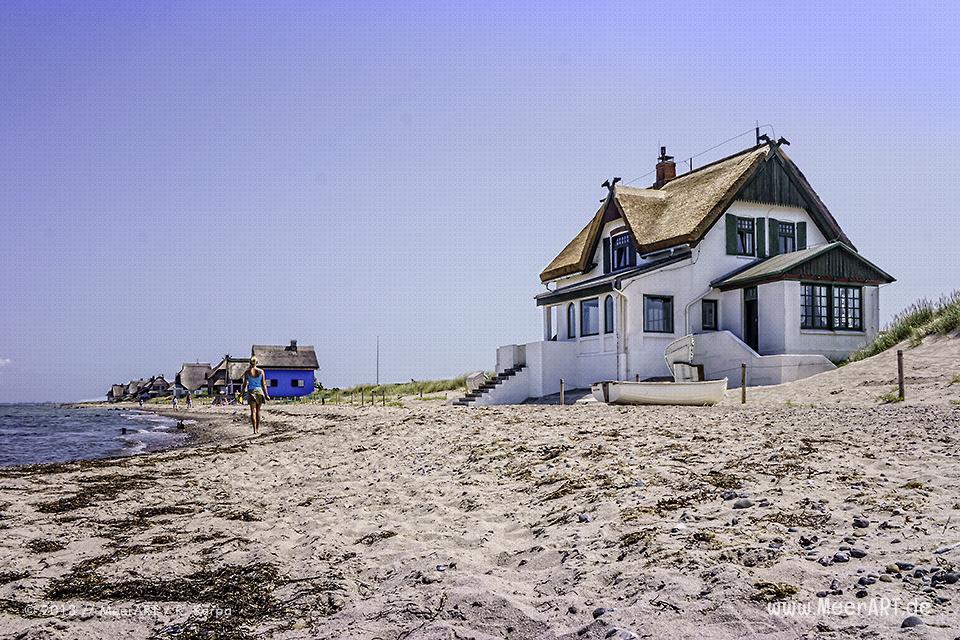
[540,143,850,283]
[252,341,319,369]
[208,358,250,385]
[177,363,213,391]
[109,384,126,398]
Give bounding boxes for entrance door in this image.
[744,286,759,352]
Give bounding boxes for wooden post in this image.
[382,390,385,407]
[559,379,565,406]
[897,350,905,401]
[740,363,747,404]
[635,374,640,382]
[361,389,365,405]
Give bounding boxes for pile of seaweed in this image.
[44,558,345,640]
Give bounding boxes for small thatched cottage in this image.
[251,340,319,397]
[175,363,213,396]
[206,356,250,397]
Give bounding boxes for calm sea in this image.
[0,404,190,467]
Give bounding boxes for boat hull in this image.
[591,378,727,406]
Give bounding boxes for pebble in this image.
[593,607,611,619]
[720,490,737,501]
[850,548,867,558]
[818,557,833,567]
[901,615,924,628]
[816,590,828,598]
[579,513,593,523]
[895,561,914,571]
[853,517,870,528]
[568,606,578,614]
[879,575,893,583]
[787,527,799,533]
[857,576,876,586]
[733,498,753,510]
[833,551,850,563]
[944,572,960,584]
[855,589,868,598]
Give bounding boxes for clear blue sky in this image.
[2,2,958,402]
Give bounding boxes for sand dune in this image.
[1,340,959,639]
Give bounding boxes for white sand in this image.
[1,338,959,639]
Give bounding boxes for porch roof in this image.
[710,242,895,291]
[535,250,691,306]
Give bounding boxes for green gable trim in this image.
[711,242,895,291]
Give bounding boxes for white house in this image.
[457,140,894,405]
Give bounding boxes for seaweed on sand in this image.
[45,561,343,640]
[355,530,397,545]
[34,472,154,514]
[750,581,798,602]
[26,538,66,553]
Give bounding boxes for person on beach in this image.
[241,356,269,434]
[186,392,193,409]
[172,394,179,410]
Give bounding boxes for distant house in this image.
[125,379,146,400]
[175,363,213,396]
[107,384,126,402]
[146,375,171,397]
[251,340,319,398]
[206,356,249,397]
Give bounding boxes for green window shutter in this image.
[768,218,780,256]
[725,215,738,255]
[755,218,766,258]
[796,221,807,250]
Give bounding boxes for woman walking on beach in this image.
[241,357,269,434]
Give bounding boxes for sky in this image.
[1,1,959,402]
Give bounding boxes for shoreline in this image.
[0,402,245,474]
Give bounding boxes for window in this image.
[736,217,755,255]
[611,233,632,270]
[567,303,576,339]
[701,299,718,331]
[580,298,599,336]
[643,295,674,333]
[833,286,862,331]
[801,284,829,329]
[604,295,615,334]
[291,379,305,388]
[267,379,278,388]
[802,283,862,331]
[778,222,796,254]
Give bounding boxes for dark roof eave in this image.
[536,252,691,306]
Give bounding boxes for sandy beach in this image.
[2,339,959,639]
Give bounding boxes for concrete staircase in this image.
[451,366,526,406]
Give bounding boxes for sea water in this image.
[0,404,189,467]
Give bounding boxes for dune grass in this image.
[846,291,960,363]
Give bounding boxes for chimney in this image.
[287,339,298,352]
[654,146,676,187]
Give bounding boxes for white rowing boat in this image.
[591,378,727,406]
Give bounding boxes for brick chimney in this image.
[286,340,298,352]
[654,146,676,187]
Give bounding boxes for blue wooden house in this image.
[251,340,319,397]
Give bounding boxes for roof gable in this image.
[540,142,853,283]
[711,242,895,290]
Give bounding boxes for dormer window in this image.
[778,222,796,253]
[736,217,755,255]
[612,233,632,270]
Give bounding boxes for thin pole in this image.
[559,379,565,406]
[897,350,905,400]
[740,363,747,404]
[376,336,380,386]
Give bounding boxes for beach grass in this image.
[846,291,960,363]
